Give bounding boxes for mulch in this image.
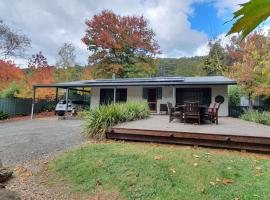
[0,112,55,124]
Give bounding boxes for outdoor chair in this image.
[212,102,221,124]
[204,102,216,122]
[204,102,220,124]
[183,101,201,124]
[167,102,182,122]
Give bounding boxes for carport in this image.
[31,81,92,119]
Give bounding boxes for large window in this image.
[176,88,211,106]
[100,88,127,105]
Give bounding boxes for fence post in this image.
[65,88,69,114]
[55,88,58,104]
[31,87,36,120]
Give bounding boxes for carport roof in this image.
[34,76,236,88]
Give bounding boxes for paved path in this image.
[0,117,84,166]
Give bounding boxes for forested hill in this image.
[156,56,206,77]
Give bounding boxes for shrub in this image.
[228,85,242,107]
[44,103,55,112]
[0,111,9,120]
[240,109,270,126]
[0,83,20,98]
[82,101,150,140]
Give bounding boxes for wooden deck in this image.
[107,115,270,152]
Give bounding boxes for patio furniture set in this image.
[167,101,220,125]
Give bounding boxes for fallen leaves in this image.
[96,180,102,186]
[13,165,32,182]
[255,166,262,176]
[255,166,261,170]
[222,178,233,185]
[209,177,233,186]
[97,160,104,167]
[210,181,216,186]
[154,155,163,160]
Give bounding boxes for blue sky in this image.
[0,0,249,67]
[189,2,233,40]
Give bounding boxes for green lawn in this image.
[51,142,270,200]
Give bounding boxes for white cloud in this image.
[194,32,237,57]
[0,0,209,67]
[213,0,248,18]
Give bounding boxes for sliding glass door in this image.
[176,88,211,106]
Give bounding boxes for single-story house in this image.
[34,76,236,117]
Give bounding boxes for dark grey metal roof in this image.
[34,76,236,88]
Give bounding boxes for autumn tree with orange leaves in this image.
[226,32,270,105]
[26,52,56,99]
[0,60,27,97]
[82,10,160,78]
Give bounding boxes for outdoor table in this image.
[176,104,208,122]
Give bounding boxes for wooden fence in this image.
[0,98,55,116]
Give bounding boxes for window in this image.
[100,89,114,105]
[176,88,211,105]
[116,88,127,102]
[100,88,127,105]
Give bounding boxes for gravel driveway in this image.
[0,117,84,166]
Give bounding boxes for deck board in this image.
[114,115,270,138]
[108,115,270,152]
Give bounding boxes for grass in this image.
[240,109,270,126]
[82,101,150,140]
[50,142,270,200]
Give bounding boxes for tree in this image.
[156,57,205,77]
[82,10,160,78]
[26,66,56,99]
[54,65,83,83]
[28,51,48,69]
[56,43,76,69]
[0,82,20,98]
[228,0,270,39]
[27,52,56,99]
[0,21,31,59]
[0,60,25,91]
[226,32,270,106]
[203,41,228,76]
[81,66,94,80]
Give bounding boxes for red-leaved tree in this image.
[0,60,25,90]
[82,10,160,78]
[26,52,56,99]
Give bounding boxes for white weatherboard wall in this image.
[90,85,229,116]
[90,87,100,109]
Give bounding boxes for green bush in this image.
[82,101,150,140]
[44,103,55,112]
[0,111,9,120]
[0,83,20,98]
[228,85,242,107]
[240,109,270,126]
